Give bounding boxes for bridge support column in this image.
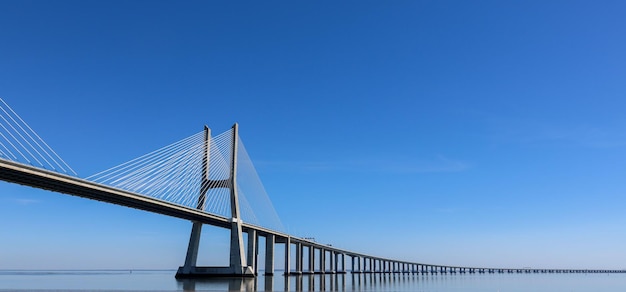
[295,242,302,274]
[320,249,326,273]
[283,237,291,275]
[180,222,202,274]
[308,246,315,274]
[228,220,248,274]
[265,234,275,275]
[247,230,257,275]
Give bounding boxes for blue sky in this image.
[1,0,626,270]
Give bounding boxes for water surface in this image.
[1,270,625,291]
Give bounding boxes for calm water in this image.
[1,270,625,291]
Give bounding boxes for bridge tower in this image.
[175,123,254,278]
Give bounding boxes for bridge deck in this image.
[2,159,623,275]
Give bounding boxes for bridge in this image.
[0,98,623,278]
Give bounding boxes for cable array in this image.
[0,98,284,232]
[87,129,233,218]
[86,127,284,232]
[236,138,285,232]
[0,98,77,175]
[87,130,206,209]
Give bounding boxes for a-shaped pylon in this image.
[176,123,254,278]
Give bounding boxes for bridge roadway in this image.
[1,159,624,275]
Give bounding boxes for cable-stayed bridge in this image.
[0,98,623,278]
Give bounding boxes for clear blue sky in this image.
[1,0,625,270]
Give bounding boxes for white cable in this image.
[0,98,77,175]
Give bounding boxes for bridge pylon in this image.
[175,123,254,278]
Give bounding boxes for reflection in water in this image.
[3,270,626,291]
[264,276,273,291]
[172,272,626,292]
[177,277,255,291]
[176,273,431,291]
[207,274,480,292]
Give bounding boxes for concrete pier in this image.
[246,230,257,275]
[294,242,302,274]
[308,246,315,274]
[265,234,275,275]
[283,238,291,275]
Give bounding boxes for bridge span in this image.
[0,99,623,277]
[2,139,624,278]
